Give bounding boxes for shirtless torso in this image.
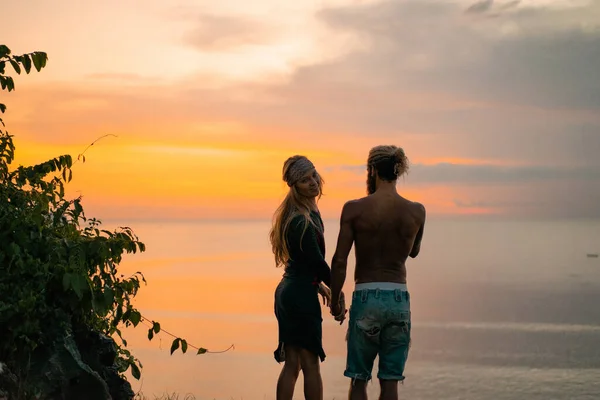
[330,188,425,295]
[347,190,425,284]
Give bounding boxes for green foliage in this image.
[0,134,149,377]
[0,46,47,128]
[0,45,219,389]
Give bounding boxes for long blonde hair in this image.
[269,156,324,268]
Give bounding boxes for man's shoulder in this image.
[410,200,426,212]
[408,200,426,219]
[343,197,365,206]
[394,196,426,221]
[340,197,367,220]
[342,196,371,211]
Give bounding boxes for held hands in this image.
[330,291,348,325]
[318,283,348,324]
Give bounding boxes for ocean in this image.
[112,217,600,399]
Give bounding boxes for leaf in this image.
[103,287,114,308]
[129,310,141,327]
[181,339,188,354]
[21,54,32,74]
[31,52,45,72]
[113,306,123,326]
[62,273,73,291]
[34,52,48,69]
[9,59,20,74]
[153,321,160,334]
[170,338,180,355]
[0,62,4,74]
[130,363,141,380]
[0,104,6,114]
[69,274,88,299]
[197,348,207,355]
[0,76,14,91]
[122,308,131,324]
[147,328,154,341]
[0,45,10,58]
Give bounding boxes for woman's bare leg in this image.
[276,345,301,400]
[299,348,323,400]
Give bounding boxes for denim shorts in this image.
[344,285,411,382]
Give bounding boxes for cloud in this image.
[331,161,600,217]
[317,0,600,109]
[85,73,159,82]
[452,198,532,208]
[15,1,600,157]
[465,0,521,16]
[183,14,274,51]
[499,0,520,11]
[411,163,600,184]
[450,180,600,219]
[6,0,600,219]
[335,162,600,184]
[465,0,494,14]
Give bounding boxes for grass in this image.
[134,393,346,400]
[134,393,299,400]
[134,393,197,400]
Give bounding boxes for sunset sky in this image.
[3,0,599,220]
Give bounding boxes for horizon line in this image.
[96,214,600,225]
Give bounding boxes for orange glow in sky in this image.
[4,0,580,220]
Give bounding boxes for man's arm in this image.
[330,201,356,306]
[409,203,426,259]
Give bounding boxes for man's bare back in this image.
[346,191,425,284]
[329,145,425,399]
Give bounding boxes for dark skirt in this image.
[274,276,325,363]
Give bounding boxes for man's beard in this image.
[367,173,377,195]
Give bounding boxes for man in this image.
[330,145,426,400]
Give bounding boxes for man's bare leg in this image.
[276,345,301,400]
[299,348,323,400]
[379,379,398,400]
[349,379,368,400]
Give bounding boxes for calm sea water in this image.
[110,217,600,399]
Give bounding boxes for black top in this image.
[283,210,331,287]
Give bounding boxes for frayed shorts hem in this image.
[344,371,372,381]
[377,374,406,382]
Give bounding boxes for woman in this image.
[269,155,335,400]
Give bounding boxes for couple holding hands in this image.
[270,145,426,400]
